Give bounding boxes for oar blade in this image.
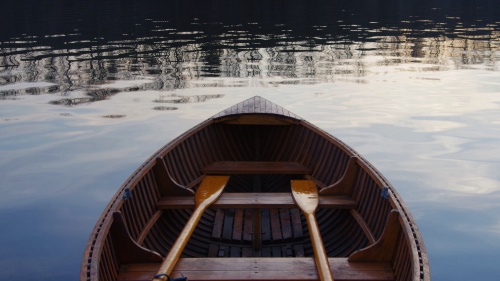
[291,180,319,214]
[195,175,230,207]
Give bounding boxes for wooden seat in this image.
[117,258,395,281]
[202,161,312,175]
[156,193,357,209]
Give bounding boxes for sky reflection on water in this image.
[1,1,500,280]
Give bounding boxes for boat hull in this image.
[81,96,429,281]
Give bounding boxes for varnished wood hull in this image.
[81,96,430,281]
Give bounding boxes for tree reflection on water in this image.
[0,0,499,103]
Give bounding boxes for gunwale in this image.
[81,96,430,281]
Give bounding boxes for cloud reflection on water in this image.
[1,1,500,280]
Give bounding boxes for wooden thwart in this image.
[152,175,229,281]
[117,258,394,281]
[157,193,357,209]
[202,161,312,175]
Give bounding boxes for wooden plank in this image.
[222,209,235,240]
[157,193,357,209]
[233,208,244,240]
[202,161,312,175]
[294,244,305,257]
[218,245,227,257]
[211,209,224,239]
[117,258,395,281]
[290,209,304,238]
[243,209,253,241]
[208,244,218,257]
[283,244,293,257]
[211,96,302,120]
[253,248,262,257]
[252,175,262,250]
[253,208,262,250]
[280,209,293,240]
[215,115,298,125]
[271,246,282,257]
[261,209,271,241]
[230,246,241,257]
[261,247,271,257]
[241,247,253,257]
[270,209,282,240]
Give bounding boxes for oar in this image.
[153,175,229,281]
[291,180,334,281]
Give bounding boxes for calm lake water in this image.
[1,1,500,280]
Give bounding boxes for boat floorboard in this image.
[209,208,304,243]
[117,258,395,281]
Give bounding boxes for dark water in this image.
[2,0,499,100]
[1,1,500,280]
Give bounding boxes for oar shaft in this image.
[305,213,334,281]
[153,207,206,280]
[153,175,229,281]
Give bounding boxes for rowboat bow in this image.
[81,96,430,281]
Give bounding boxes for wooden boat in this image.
[81,96,430,281]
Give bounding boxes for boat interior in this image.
[89,116,420,281]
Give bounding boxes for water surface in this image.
[1,1,500,280]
